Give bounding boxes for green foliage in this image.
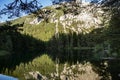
[23,22,55,41]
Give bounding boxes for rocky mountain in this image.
[10,1,110,41]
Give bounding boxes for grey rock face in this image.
[28,1,110,34]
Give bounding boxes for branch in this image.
[0,0,42,18]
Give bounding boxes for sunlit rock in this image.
[29,71,47,80]
[30,17,43,25]
[81,1,90,6]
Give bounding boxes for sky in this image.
[0,0,91,22]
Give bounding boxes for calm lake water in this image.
[0,50,120,80]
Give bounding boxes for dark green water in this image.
[0,49,120,80]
